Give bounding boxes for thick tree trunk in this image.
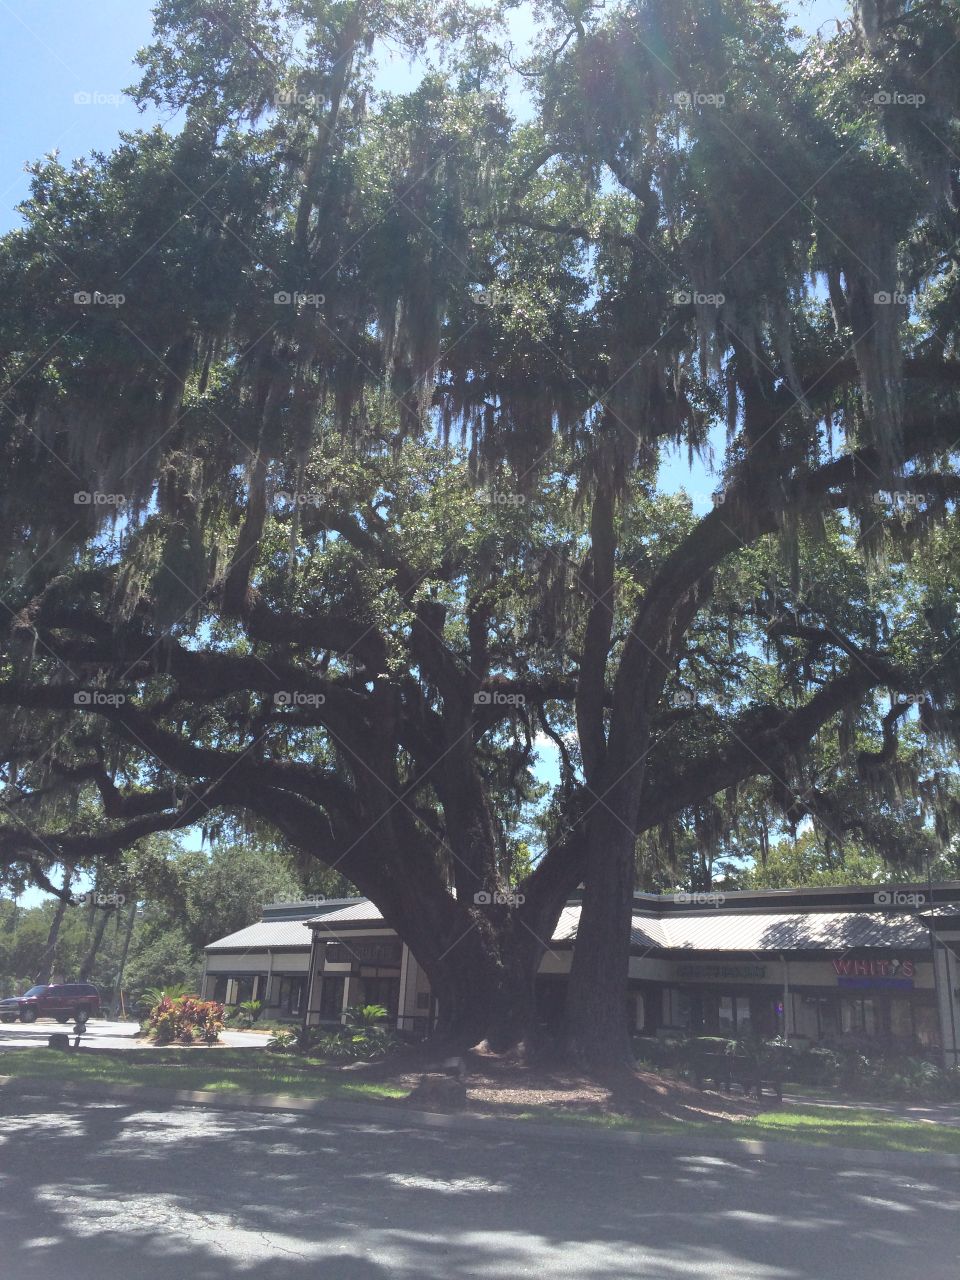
[425,913,545,1051]
[562,810,638,1067]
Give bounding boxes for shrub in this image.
[267,1028,298,1053]
[228,1000,263,1030]
[147,995,224,1045]
[308,1005,399,1062]
[344,1003,389,1027]
[140,983,191,1010]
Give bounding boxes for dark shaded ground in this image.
[365,1044,763,1122]
[0,1094,957,1279]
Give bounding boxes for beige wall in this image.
[205,952,310,975]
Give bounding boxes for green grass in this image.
[504,1102,960,1156]
[720,1104,960,1156]
[1,1049,956,1157]
[0,1047,406,1103]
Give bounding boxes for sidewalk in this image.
[3,1073,960,1176]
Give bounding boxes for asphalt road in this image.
[0,1096,957,1280]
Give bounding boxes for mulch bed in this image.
[352,1043,764,1123]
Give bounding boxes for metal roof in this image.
[262,897,366,921]
[208,899,931,954]
[551,905,672,949]
[204,919,314,952]
[660,910,928,951]
[307,900,385,927]
[556,905,927,951]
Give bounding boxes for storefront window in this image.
[890,998,913,1041]
[817,997,840,1039]
[840,998,877,1037]
[319,975,346,1019]
[361,977,400,1018]
[718,995,736,1032]
[675,989,693,1029]
[234,975,255,1005]
[914,1003,941,1048]
[277,976,304,1016]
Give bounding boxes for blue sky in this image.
[0,0,850,500]
[0,0,849,902]
[0,0,850,232]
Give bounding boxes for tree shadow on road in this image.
[0,1095,956,1280]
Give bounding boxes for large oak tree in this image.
[2,0,960,1061]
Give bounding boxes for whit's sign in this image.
[833,957,915,989]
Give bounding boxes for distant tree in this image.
[122,918,201,1002]
[741,828,960,890]
[181,843,301,951]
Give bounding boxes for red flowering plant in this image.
[147,995,224,1045]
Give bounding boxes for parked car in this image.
[0,983,101,1024]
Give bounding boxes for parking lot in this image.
[0,1019,272,1052]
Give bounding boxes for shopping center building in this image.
[202,880,960,1064]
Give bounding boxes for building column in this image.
[397,943,410,1032]
[934,941,960,1069]
[302,930,323,1029]
[343,974,362,1020]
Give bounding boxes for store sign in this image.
[674,963,767,982]
[833,957,915,989]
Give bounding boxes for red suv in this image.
[0,983,101,1024]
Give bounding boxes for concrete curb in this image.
[2,1074,958,1174]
